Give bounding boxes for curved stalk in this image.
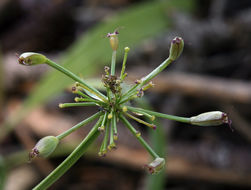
[33,116,103,190]
[120,57,173,103]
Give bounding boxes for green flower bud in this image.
[145,157,165,175]
[124,47,130,53]
[190,111,231,126]
[18,52,47,66]
[169,37,184,61]
[29,136,59,161]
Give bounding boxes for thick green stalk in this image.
[57,112,103,140]
[45,59,107,102]
[119,114,159,159]
[120,57,173,103]
[127,106,190,123]
[111,51,116,75]
[33,116,103,190]
[139,57,173,87]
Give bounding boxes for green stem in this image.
[124,112,156,129]
[99,119,110,155]
[59,102,97,108]
[119,114,159,159]
[112,112,117,137]
[109,118,115,147]
[75,97,102,105]
[45,59,107,102]
[127,106,190,123]
[57,112,103,140]
[120,57,173,103]
[33,116,103,190]
[127,107,154,121]
[111,51,116,75]
[120,49,129,80]
[73,89,94,100]
[99,112,108,130]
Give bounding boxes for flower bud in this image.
[107,30,119,51]
[169,37,184,61]
[124,47,130,53]
[29,136,59,161]
[145,157,165,174]
[18,52,47,66]
[190,111,230,126]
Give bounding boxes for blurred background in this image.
[1,0,251,189]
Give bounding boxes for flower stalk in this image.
[18,31,230,189]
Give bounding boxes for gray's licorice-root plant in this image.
[18,30,231,190]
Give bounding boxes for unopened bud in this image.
[124,47,130,52]
[18,52,47,66]
[142,81,155,91]
[104,66,110,75]
[107,31,119,51]
[108,113,113,119]
[190,111,230,126]
[145,157,165,175]
[135,79,142,84]
[122,106,128,112]
[29,136,59,161]
[113,133,118,141]
[169,37,184,61]
[108,142,116,150]
[136,131,141,137]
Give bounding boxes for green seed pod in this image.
[29,136,59,161]
[190,111,230,126]
[169,37,184,61]
[18,52,47,66]
[145,157,165,175]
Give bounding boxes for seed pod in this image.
[145,157,165,175]
[190,111,230,126]
[169,37,184,61]
[18,52,47,66]
[29,136,59,161]
[107,30,119,51]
